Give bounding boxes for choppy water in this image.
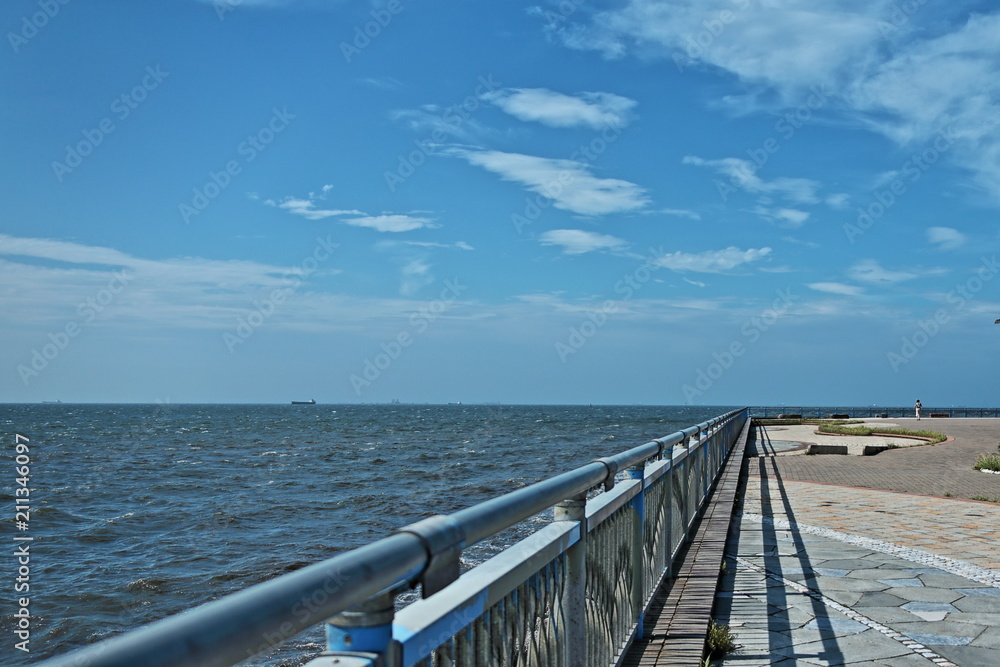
[1,403,735,665]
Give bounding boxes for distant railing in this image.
[39,408,749,667]
[749,406,1000,419]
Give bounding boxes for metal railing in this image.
[40,408,749,667]
[749,406,1000,418]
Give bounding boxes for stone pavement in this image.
[712,420,1000,666]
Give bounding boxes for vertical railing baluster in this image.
[555,493,587,667]
[629,461,646,639]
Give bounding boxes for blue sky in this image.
[3,0,999,405]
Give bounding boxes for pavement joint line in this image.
[729,555,957,667]
[740,511,1000,588]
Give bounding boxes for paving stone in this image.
[915,572,981,588]
[813,559,875,570]
[802,618,869,634]
[971,626,1000,649]
[775,631,912,662]
[954,587,1000,597]
[813,567,851,578]
[932,644,1000,667]
[883,587,963,603]
[952,595,1000,613]
[813,577,889,592]
[872,655,941,666]
[877,578,924,588]
[854,591,909,607]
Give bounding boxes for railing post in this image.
[664,443,676,578]
[555,493,588,667]
[629,461,646,638]
[326,588,397,665]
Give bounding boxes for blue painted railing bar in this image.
[39,408,749,667]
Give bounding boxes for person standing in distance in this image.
[914,399,922,420]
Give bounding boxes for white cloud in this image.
[539,229,628,255]
[848,259,917,284]
[400,259,433,296]
[683,277,706,287]
[926,226,967,250]
[553,2,1000,202]
[807,282,865,296]
[653,246,771,273]
[345,215,437,233]
[654,208,701,220]
[394,240,474,251]
[752,206,810,228]
[389,105,488,142]
[448,148,649,216]
[275,197,363,220]
[483,88,636,129]
[683,156,820,204]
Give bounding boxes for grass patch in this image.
[944,492,953,497]
[815,424,946,444]
[974,452,1000,472]
[701,620,737,665]
[971,495,1000,503]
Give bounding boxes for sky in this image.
[2,0,999,406]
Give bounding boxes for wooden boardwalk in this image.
[622,418,751,667]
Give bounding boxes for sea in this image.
[1,403,738,666]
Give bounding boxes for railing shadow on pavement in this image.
[716,422,846,665]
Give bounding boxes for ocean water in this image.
[0,403,736,665]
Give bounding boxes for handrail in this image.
[38,408,746,667]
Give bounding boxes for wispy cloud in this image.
[752,205,810,228]
[848,259,918,285]
[554,2,1000,202]
[653,246,772,273]
[264,189,434,232]
[345,215,437,233]
[539,229,628,255]
[447,148,648,216]
[273,197,363,220]
[683,156,820,204]
[483,88,636,129]
[808,282,864,296]
[651,208,701,220]
[389,105,489,142]
[926,226,968,250]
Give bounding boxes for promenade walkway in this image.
[713,419,1000,666]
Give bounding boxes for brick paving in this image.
[759,418,1000,501]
